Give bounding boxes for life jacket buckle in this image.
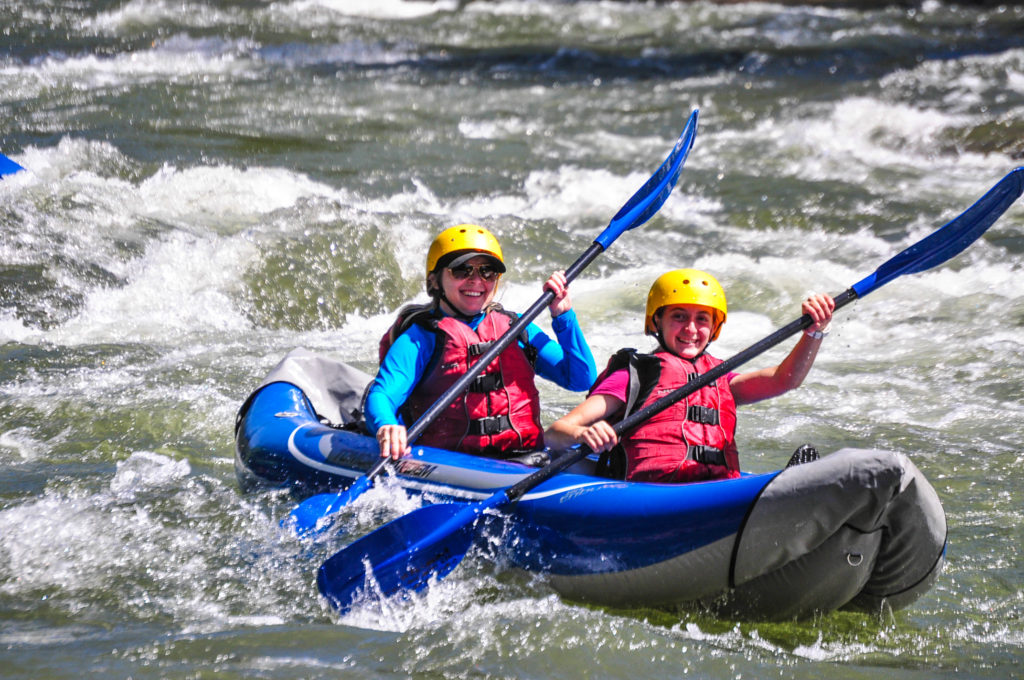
[687,445,726,466]
[686,404,719,425]
[468,341,493,356]
[469,414,512,436]
[469,372,503,392]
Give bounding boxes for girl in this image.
[545,269,833,482]
[366,224,597,460]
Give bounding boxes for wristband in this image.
[804,322,830,340]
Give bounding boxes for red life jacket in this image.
[593,348,740,483]
[379,305,542,457]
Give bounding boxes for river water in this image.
[2,0,1024,677]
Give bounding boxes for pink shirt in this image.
[590,368,630,402]
[590,367,738,404]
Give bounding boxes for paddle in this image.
[316,166,1024,614]
[285,109,701,537]
[0,153,24,178]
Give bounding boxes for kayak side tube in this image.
[542,449,945,617]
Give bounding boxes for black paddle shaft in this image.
[501,287,858,503]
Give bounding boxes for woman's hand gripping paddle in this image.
[316,166,1024,613]
[285,110,701,537]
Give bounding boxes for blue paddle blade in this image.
[852,167,1024,298]
[595,109,699,249]
[287,458,392,537]
[317,501,485,613]
[286,475,374,537]
[0,153,24,178]
[286,458,390,536]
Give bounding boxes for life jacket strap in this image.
[468,414,513,436]
[687,445,726,467]
[469,372,503,392]
[467,316,537,368]
[468,341,492,356]
[686,404,720,425]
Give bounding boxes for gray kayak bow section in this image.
[551,448,946,618]
[725,448,946,618]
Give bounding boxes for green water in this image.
[2,0,1023,677]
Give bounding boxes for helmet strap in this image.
[435,287,480,323]
[653,327,670,354]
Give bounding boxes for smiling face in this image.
[654,303,715,359]
[433,255,500,317]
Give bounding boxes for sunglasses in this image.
[448,263,500,281]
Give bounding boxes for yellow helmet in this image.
[425,224,506,279]
[645,269,727,341]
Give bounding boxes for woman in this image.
[544,268,834,483]
[366,224,598,460]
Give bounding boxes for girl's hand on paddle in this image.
[376,424,410,460]
[544,270,572,318]
[802,293,835,334]
[578,420,619,454]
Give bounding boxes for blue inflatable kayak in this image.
[235,349,947,619]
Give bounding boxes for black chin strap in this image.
[433,289,479,324]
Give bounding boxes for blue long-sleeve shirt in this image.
[365,308,597,433]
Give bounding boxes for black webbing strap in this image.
[687,445,726,466]
[686,404,719,425]
[468,414,513,436]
